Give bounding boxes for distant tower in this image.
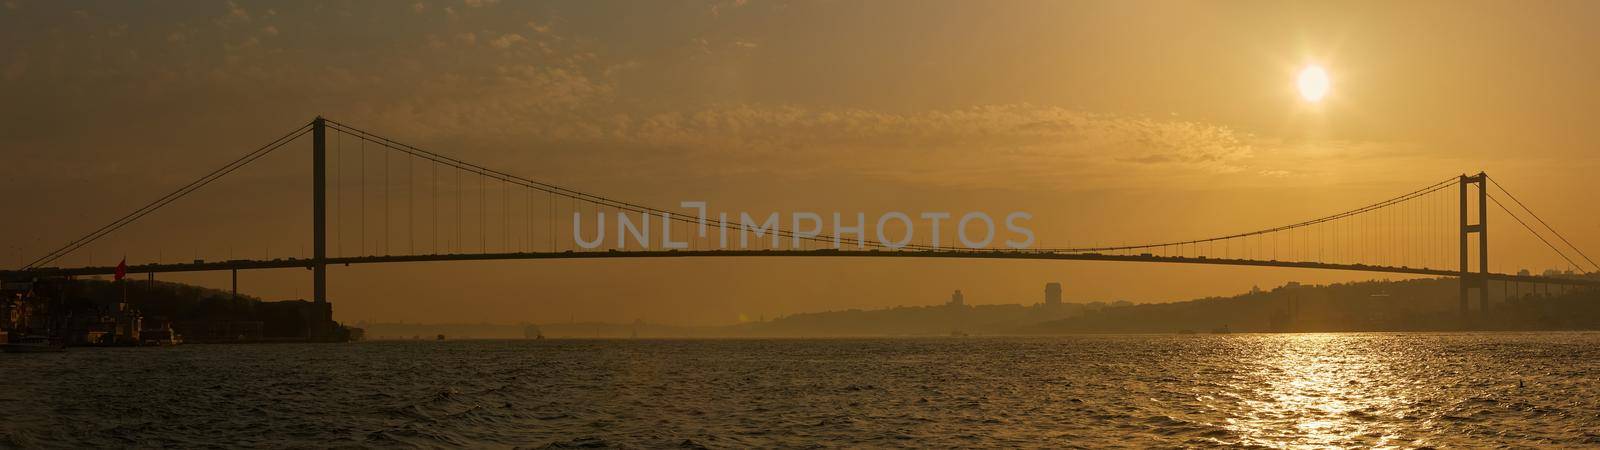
[948,290,965,306]
[1044,282,1063,306]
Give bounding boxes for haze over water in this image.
[4,333,1598,448]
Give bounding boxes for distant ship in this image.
[436,334,446,341]
[142,327,183,346]
[523,324,544,340]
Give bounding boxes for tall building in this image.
[1044,282,1063,306]
[948,290,965,307]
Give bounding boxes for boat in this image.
[142,328,184,346]
[3,335,66,353]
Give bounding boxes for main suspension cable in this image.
[1036,177,1459,254]
[1486,191,1583,271]
[25,122,312,269]
[1488,176,1598,272]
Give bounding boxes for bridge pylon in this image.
[312,117,327,304]
[1459,172,1488,322]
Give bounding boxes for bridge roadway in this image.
[5,250,1598,287]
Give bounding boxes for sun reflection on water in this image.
[1226,333,1419,448]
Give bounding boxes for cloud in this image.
[0,0,1399,195]
[488,33,526,49]
[690,37,760,56]
[411,2,426,13]
[222,1,251,24]
[583,105,1258,189]
[362,63,616,139]
[223,36,259,52]
[709,0,748,17]
[365,98,1272,191]
[423,34,446,49]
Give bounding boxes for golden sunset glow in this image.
[6,2,1600,448]
[1,1,1596,328]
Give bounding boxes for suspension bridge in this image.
[5,117,1597,321]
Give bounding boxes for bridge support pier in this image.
[1459,172,1488,324]
[312,117,327,304]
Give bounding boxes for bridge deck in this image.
[6,250,1597,287]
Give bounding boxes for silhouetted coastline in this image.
[351,277,1600,339]
[0,278,360,346]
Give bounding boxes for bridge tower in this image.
[312,117,327,304]
[1459,172,1488,321]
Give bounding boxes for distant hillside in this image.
[1027,277,1600,333]
[57,278,264,322]
[736,303,1086,337]
[335,276,1600,339]
[358,321,712,339]
[359,303,1098,339]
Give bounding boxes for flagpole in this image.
[116,256,128,303]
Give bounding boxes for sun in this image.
[1297,65,1330,102]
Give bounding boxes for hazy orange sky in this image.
[3,1,1598,325]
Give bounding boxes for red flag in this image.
[114,258,127,281]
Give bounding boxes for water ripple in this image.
[2,333,1599,448]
